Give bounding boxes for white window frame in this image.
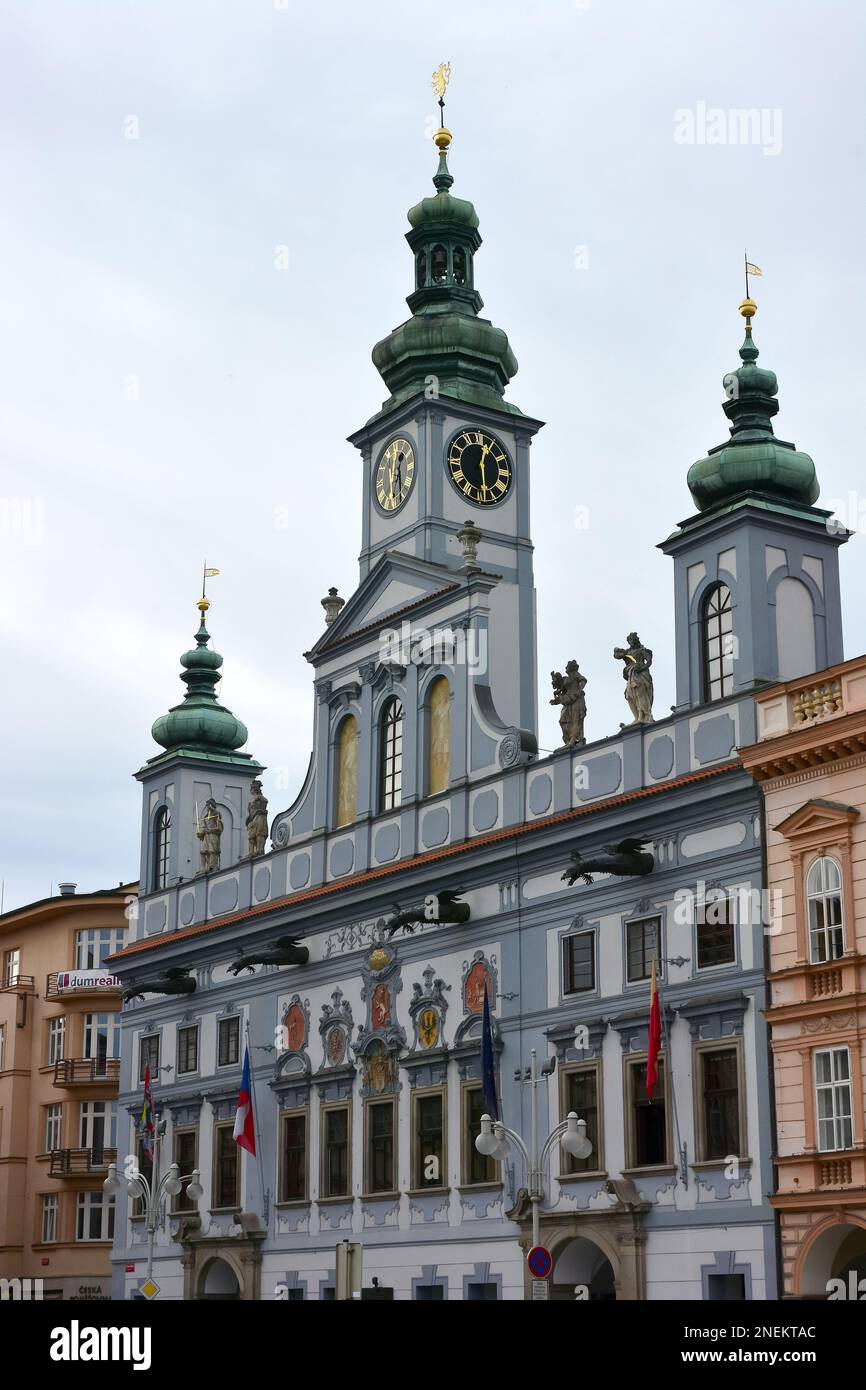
[48,1016,66,1065]
[814,1046,853,1153]
[45,1103,63,1153]
[83,1013,120,1065]
[74,927,125,971]
[807,857,844,963]
[4,948,20,987]
[75,1191,115,1242]
[79,1100,117,1152]
[42,1193,59,1244]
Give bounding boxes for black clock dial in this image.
[447,429,512,505]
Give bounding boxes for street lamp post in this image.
[104,1122,203,1284]
[475,1048,592,1252]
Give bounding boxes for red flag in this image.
[647,957,661,1101]
[140,1063,154,1158]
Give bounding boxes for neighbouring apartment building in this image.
[0,881,135,1300]
[741,655,866,1298]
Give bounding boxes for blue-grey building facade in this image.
[107,120,848,1300]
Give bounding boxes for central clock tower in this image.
[346,121,544,738]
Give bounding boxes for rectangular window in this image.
[562,931,595,994]
[177,1026,199,1075]
[48,1017,66,1066]
[139,1033,160,1083]
[708,1273,746,1301]
[322,1106,350,1199]
[280,1111,307,1202]
[41,1193,59,1244]
[463,1085,498,1185]
[466,1282,498,1301]
[413,1091,445,1190]
[366,1100,395,1194]
[561,1066,601,1174]
[79,1100,116,1156]
[3,948,21,987]
[214,1123,240,1209]
[626,917,661,983]
[815,1047,853,1152]
[628,1058,669,1168]
[700,1047,741,1159]
[74,928,125,971]
[696,896,736,969]
[83,1014,120,1068]
[218,1016,240,1068]
[44,1104,63,1153]
[415,1285,445,1301]
[172,1129,198,1212]
[75,1191,114,1242]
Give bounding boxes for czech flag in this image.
[233,1045,257,1156]
[140,1063,154,1159]
[646,958,661,1101]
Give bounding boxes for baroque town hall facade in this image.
[107,116,849,1300]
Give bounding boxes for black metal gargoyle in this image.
[384,889,471,938]
[227,935,309,976]
[123,967,197,1003]
[562,838,655,887]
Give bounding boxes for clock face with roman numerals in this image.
[375,437,416,513]
[447,429,512,506]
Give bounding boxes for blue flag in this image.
[481,985,499,1121]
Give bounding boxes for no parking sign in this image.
[527,1245,553,1280]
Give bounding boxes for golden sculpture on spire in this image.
[431,61,453,153]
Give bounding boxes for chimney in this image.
[58,882,77,897]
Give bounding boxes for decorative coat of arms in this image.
[408,966,451,1052]
[318,987,354,1070]
[354,942,406,1096]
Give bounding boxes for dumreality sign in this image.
[56,971,121,992]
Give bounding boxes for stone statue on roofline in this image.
[614,632,654,727]
[550,660,587,748]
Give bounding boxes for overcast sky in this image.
[1,0,864,911]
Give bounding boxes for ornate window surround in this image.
[774,799,858,967]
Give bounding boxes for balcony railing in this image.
[53,1058,120,1087]
[49,1146,117,1177]
[1,973,36,993]
[809,966,844,998]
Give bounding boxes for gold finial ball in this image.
[739,297,757,319]
[433,125,452,153]
[197,597,211,613]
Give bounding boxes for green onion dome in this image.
[151,599,248,755]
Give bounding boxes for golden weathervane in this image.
[431,61,451,102]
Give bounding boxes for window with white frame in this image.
[44,1103,63,1153]
[48,1016,66,1065]
[626,917,661,984]
[74,928,125,971]
[814,1047,853,1152]
[75,1191,115,1241]
[562,930,595,994]
[3,948,21,987]
[42,1193,59,1244]
[139,1033,160,1083]
[79,1100,116,1155]
[218,1015,240,1068]
[83,1014,120,1069]
[807,858,844,963]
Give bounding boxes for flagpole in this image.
[244,1020,270,1229]
[658,992,688,1186]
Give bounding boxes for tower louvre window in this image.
[702,583,734,701]
[415,250,427,289]
[379,698,404,812]
[453,247,466,285]
[153,806,172,890]
[431,244,448,284]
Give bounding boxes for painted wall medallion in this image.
[363,1039,397,1094]
[327,1028,347,1066]
[465,959,491,1015]
[418,1007,440,1049]
[284,1000,306,1053]
[372,982,391,1030]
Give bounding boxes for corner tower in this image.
[661,296,850,711]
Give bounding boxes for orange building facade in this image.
[0,883,135,1300]
[741,656,866,1298]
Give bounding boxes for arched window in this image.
[427,676,451,796]
[415,251,427,290]
[807,857,844,963]
[431,245,448,284]
[335,716,358,828]
[453,247,466,285]
[153,806,172,890]
[702,583,734,701]
[379,698,404,812]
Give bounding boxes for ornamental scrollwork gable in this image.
[354,943,406,1097]
[317,987,355,1070]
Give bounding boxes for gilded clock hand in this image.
[478,442,490,499]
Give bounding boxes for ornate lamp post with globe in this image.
[475,1048,592,1254]
[104,1121,203,1286]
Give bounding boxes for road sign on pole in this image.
[527,1245,553,1280]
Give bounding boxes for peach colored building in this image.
[0,882,135,1300]
[741,655,866,1298]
